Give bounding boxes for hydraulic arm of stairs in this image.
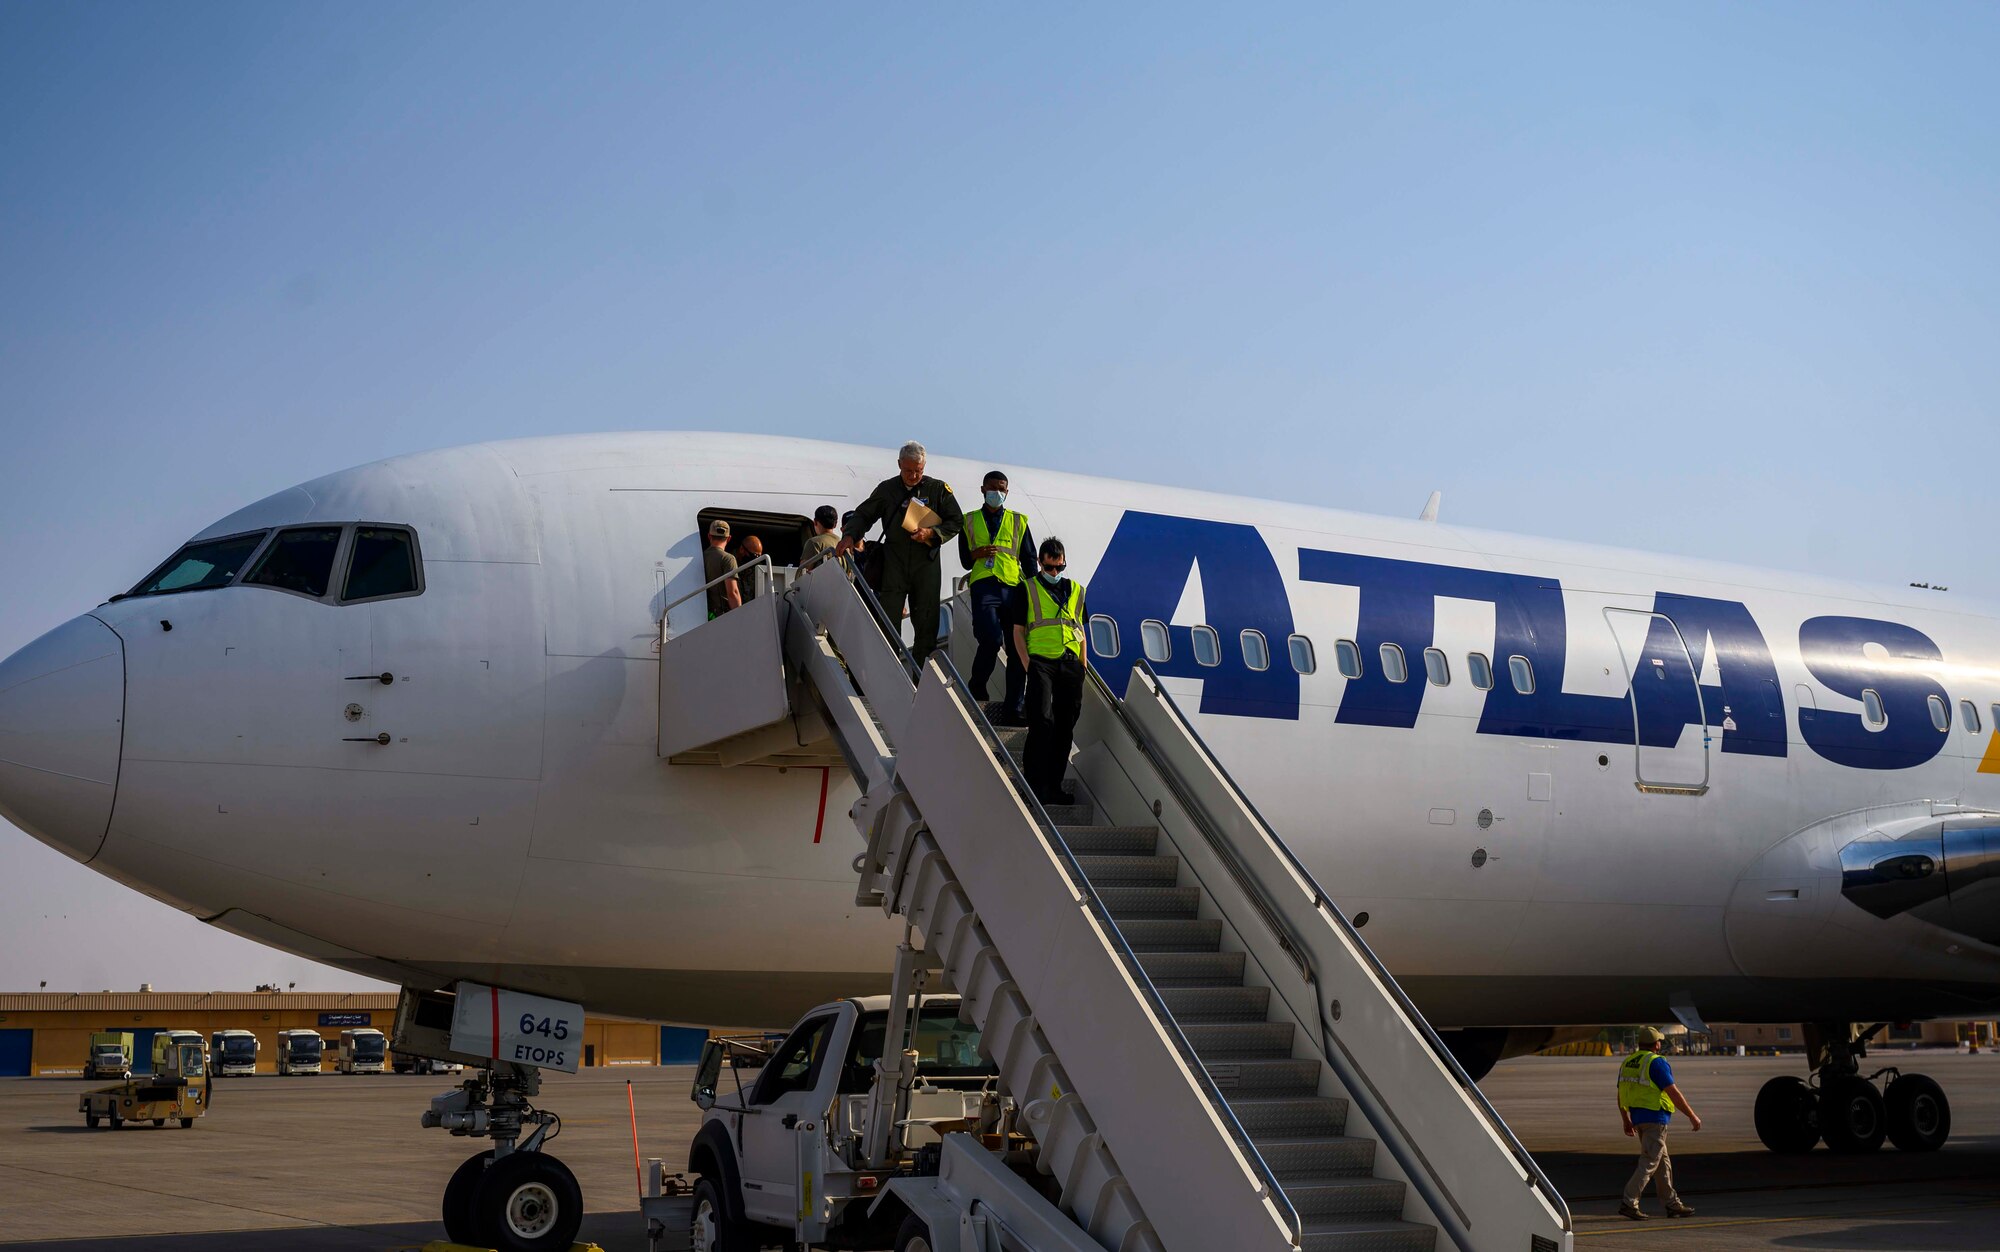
[659,558,1572,1252]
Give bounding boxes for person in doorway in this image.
[736,534,765,602]
[836,440,963,663]
[1011,538,1086,806]
[801,505,841,570]
[958,470,1035,725]
[1618,1026,1700,1220]
[703,520,741,618]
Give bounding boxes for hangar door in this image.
[0,1029,31,1077]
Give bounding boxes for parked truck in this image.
[210,1029,259,1077]
[276,1029,324,1075]
[85,1032,133,1081]
[664,951,1100,1252]
[151,1030,205,1074]
[337,1027,388,1074]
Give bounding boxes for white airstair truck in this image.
[649,557,1572,1252]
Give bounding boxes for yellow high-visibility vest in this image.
[1616,1051,1675,1114]
[1025,578,1086,660]
[965,509,1028,586]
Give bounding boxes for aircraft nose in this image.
[0,615,124,863]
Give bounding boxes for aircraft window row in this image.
[1191,624,1221,668]
[1467,651,1494,690]
[1862,688,1886,729]
[1928,695,1951,734]
[1088,616,1119,659]
[121,524,422,604]
[1962,700,1982,734]
[1423,647,1450,687]
[1379,642,1408,683]
[1241,629,1270,672]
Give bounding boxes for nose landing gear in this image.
[1752,1022,1952,1156]
[423,1061,584,1252]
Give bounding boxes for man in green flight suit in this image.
[837,440,964,663]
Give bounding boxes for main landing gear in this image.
[422,1060,584,1251]
[1753,1022,1951,1156]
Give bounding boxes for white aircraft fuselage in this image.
[4,432,1997,1032]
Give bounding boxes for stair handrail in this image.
[820,554,922,683]
[1110,660,1572,1235]
[657,554,774,642]
[924,649,1305,1249]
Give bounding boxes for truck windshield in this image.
[842,1004,993,1091]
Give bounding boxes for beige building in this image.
[1699,1021,1995,1052]
[0,991,690,1077]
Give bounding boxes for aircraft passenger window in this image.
[1240,630,1270,672]
[751,1013,837,1105]
[1508,654,1535,695]
[1287,634,1316,675]
[1928,694,1950,733]
[1141,619,1171,663]
[1089,615,1120,659]
[1379,643,1408,684]
[342,527,421,602]
[1961,701,1981,734]
[245,527,344,598]
[124,531,268,598]
[1423,647,1450,687]
[1861,688,1886,729]
[1191,625,1221,668]
[1992,703,2000,732]
[1335,640,1363,679]
[1467,652,1494,690]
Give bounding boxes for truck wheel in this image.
[85,1113,98,1129]
[442,1149,493,1245]
[473,1151,583,1252]
[180,1118,195,1128]
[108,1111,122,1130]
[895,1213,935,1252]
[690,1175,754,1252]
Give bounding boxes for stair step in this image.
[1300,1219,1437,1252]
[1200,1056,1320,1095]
[1229,1094,1350,1138]
[1076,854,1181,887]
[1042,802,1094,825]
[1287,1176,1409,1222]
[1115,918,1223,953]
[1159,984,1270,1022]
[993,724,1030,747]
[1137,950,1246,987]
[1250,1134,1378,1180]
[1057,825,1159,856]
[1182,1020,1295,1059]
[1096,886,1199,920]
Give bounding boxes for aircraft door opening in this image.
[1603,608,1710,796]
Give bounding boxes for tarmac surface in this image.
[2,1053,1997,1250]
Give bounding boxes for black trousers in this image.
[1024,653,1085,803]
[879,547,942,662]
[968,579,1026,711]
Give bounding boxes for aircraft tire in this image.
[1753,1076,1819,1153]
[473,1150,583,1252]
[1819,1077,1887,1154]
[1885,1073,1950,1151]
[895,1212,935,1252]
[442,1149,493,1245]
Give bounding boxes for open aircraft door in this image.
[1603,607,1710,795]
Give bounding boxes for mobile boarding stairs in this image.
[657,558,1572,1252]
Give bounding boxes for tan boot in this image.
[1619,1202,1648,1221]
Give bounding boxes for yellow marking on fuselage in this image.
[1981,731,2000,774]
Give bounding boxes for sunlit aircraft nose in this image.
[0,615,124,863]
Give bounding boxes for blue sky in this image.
[3,2,1997,990]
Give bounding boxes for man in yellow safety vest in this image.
[1010,538,1087,806]
[958,470,1035,725]
[1617,1026,1701,1220]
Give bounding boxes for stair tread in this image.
[1113,919,1222,952]
[1076,854,1182,886]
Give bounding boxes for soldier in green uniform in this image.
[837,440,964,663]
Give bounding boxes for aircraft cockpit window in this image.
[246,527,344,598]
[1423,647,1450,687]
[1378,643,1408,683]
[123,531,268,599]
[1508,654,1535,695]
[1190,625,1221,668]
[1927,694,1950,733]
[1088,615,1120,658]
[342,527,422,603]
[1287,634,1316,674]
[1240,629,1269,672]
[1960,700,1981,734]
[1141,619,1171,663]
[1467,652,1494,690]
[1862,688,1886,729]
[1334,639,1362,679]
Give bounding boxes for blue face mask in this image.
[984,490,1006,509]
[1039,571,1063,586]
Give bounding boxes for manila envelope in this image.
[901,499,944,533]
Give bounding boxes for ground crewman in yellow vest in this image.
[958,470,1035,725]
[1010,538,1087,806]
[1617,1027,1701,1220]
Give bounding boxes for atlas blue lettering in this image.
[1796,616,1949,770]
